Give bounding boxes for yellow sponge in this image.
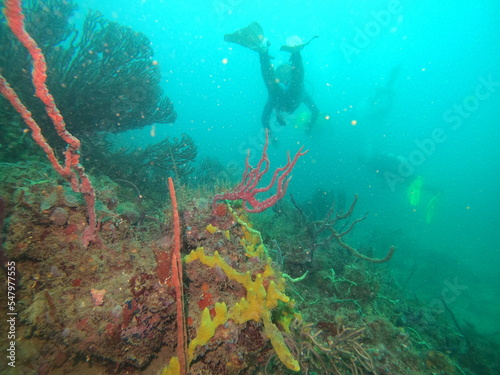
[161,356,180,375]
[185,246,299,371]
[205,223,218,234]
[188,302,228,362]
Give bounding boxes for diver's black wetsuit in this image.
[259,51,319,131]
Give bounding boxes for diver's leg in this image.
[259,52,282,98]
[288,52,305,97]
[259,52,276,89]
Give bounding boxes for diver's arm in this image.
[290,52,304,81]
[261,100,273,131]
[303,94,319,127]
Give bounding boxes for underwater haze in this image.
[89,0,500,333]
[1,0,500,374]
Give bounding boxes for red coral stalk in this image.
[213,130,309,213]
[1,0,97,246]
[167,177,188,374]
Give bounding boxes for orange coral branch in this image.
[167,177,188,374]
[1,0,97,247]
[213,129,309,213]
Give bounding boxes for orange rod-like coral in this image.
[3,0,81,159]
[167,177,188,374]
[1,0,97,246]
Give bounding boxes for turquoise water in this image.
[89,0,500,335]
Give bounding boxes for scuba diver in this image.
[224,22,319,138]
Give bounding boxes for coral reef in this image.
[0,0,176,146]
[0,161,290,373]
[213,130,308,213]
[103,134,198,202]
[2,158,491,374]
[1,2,499,375]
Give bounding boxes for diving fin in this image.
[280,35,319,53]
[407,176,424,207]
[224,22,267,52]
[425,192,442,224]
